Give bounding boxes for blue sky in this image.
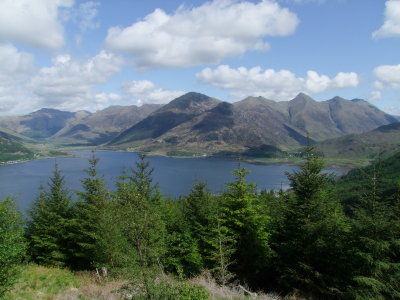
[0,0,399,116]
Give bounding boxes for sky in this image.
[0,0,399,116]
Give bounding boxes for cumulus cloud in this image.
[373,0,400,39]
[122,80,185,105]
[29,51,124,111]
[196,65,359,100]
[0,44,36,115]
[105,0,299,69]
[374,64,400,89]
[0,0,73,49]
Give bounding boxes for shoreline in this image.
[1,146,360,170]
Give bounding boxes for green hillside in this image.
[336,150,400,208]
[317,122,400,161]
[0,131,34,163]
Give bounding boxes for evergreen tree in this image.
[73,151,110,269]
[275,146,349,298]
[0,197,26,297]
[163,199,204,278]
[113,153,166,294]
[26,163,74,267]
[220,163,271,286]
[349,165,400,299]
[208,217,235,285]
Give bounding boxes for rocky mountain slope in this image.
[108,92,397,155]
[51,104,162,145]
[0,92,397,155]
[0,104,162,145]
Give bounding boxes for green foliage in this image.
[273,146,350,298]
[121,277,209,300]
[110,153,167,291]
[26,163,74,267]
[347,164,400,299]
[163,199,204,278]
[0,197,26,297]
[337,151,400,210]
[72,151,111,269]
[220,163,271,286]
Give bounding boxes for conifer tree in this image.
[26,163,74,267]
[276,146,349,298]
[73,151,110,269]
[113,153,166,294]
[220,163,271,286]
[0,197,26,297]
[349,165,400,299]
[208,217,235,285]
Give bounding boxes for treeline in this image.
[1,148,400,299]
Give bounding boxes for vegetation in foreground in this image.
[1,147,400,299]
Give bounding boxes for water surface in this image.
[0,150,348,212]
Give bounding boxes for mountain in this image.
[0,108,90,139]
[109,92,221,146]
[51,104,162,145]
[317,122,400,160]
[108,92,397,155]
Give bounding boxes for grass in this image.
[4,264,126,300]
[4,265,304,300]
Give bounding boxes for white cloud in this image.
[374,64,400,89]
[63,1,100,33]
[0,44,36,115]
[29,51,124,111]
[373,0,400,39]
[0,0,73,49]
[122,80,185,105]
[76,1,100,32]
[278,0,326,4]
[105,0,299,69]
[196,65,359,100]
[368,91,382,101]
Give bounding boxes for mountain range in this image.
[108,92,398,155]
[0,92,398,159]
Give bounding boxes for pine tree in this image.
[0,196,26,297]
[208,217,235,285]
[275,146,349,298]
[26,163,74,267]
[349,164,400,299]
[113,153,166,294]
[220,163,271,286]
[72,151,110,269]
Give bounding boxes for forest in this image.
[1,147,400,299]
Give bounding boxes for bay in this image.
[0,150,348,213]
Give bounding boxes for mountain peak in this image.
[164,92,219,112]
[330,96,346,102]
[291,93,315,103]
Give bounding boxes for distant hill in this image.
[317,122,400,160]
[108,92,397,155]
[0,104,161,145]
[0,108,90,139]
[0,130,34,163]
[51,104,162,145]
